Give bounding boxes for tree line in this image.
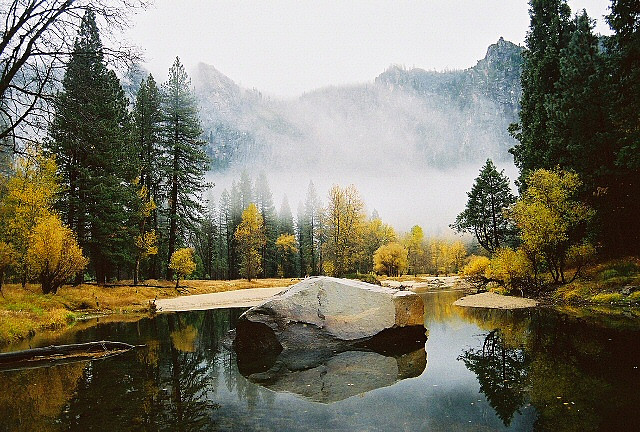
[0,10,207,291]
[190,175,470,281]
[453,0,640,294]
[0,8,470,290]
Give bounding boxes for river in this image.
[2,289,640,431]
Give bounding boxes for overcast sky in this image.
[125,0,613,98]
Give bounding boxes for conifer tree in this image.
[132,74,163,277]
[509,0,574,188]
[452,160,515,253]
[254,172,277,277]
[49,10,135,284]
[161,57,208,279]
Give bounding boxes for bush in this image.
[485,248,533,294]
[462,255,491,282]
[591,293,624,304]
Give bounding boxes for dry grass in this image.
[552,257,640,305]
[0,278,299,345]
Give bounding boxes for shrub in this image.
[169,248,196,288]
[485,248,532,295]
[591,293,624,304]
[462,255,491,282]
[27,215,88,294]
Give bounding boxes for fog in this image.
[206,161,518,236]
[196,60,519,235]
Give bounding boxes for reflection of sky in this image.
[205,292,538,431]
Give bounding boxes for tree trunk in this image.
[134,257,140,286]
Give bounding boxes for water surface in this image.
[2,290,640,431]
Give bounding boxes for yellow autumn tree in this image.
[133,181,158,285]
[323,185,366,276]
[168,248,196,288]
[358,216,397,273]
[507,169,594,284]
[0,153,60,286]
[373,242,408,276]
[0,241,16,294]
[27,214,88,294]
[403,225,426,275]
[447,240,468,273]
[235,203,266,281]
[275,233,298,277]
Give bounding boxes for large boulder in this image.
[234,276,426,359]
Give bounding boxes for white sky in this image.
[125,0,613,97]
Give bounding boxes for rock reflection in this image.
[237,345,427,403]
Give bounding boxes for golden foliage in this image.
[234,203,266,280]
[323,184,366,276]
[463,255,491,280]
[0,153,60,280]
[135,230,159,257]
[27,214,88,294]
[276,233,298,254]
[507,168,594,284]
[486,248,532,293]
[373,242,408,276]
[169,248,196,279]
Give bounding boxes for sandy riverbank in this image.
[154,286,289,312]
[453,292,538,309]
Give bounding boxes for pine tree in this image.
[161,57,208,279]
[254,172,277,277]
[509,0,574,189]
[604,0,640,253]
[301,181,323,275]
[49,10,135,284]
[219,189,233,279]
[132,74,163,278]
[452,159,516,253]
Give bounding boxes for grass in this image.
[0,277,299,345]
[551,257,640,305]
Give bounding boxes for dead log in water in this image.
[0,341,138,367]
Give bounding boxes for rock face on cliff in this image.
[234,276,427,372]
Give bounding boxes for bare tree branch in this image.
[0,0,149,151]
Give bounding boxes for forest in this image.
[0,0,639,297]
[450,0,640,298]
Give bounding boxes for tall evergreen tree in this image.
[49,10,135,283]
[219,189,233,279]
[604,0,640,252]
[254,172,277,277]
[132,74,163,278]
[301,181,323,275]
[509,0,574,189]
[161,57,208,279]
[452,159,516,254]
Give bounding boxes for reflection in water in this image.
[458,329,529,427]
[240,347,427,403]
[0,294,640,431]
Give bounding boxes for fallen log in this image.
[0,341,139,366]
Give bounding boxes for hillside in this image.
[194,38,523,173]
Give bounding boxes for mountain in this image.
[194,38,523,173]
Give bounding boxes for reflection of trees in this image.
[458,328,529,427]
[0,361,85,432]
[160,314,218,432]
